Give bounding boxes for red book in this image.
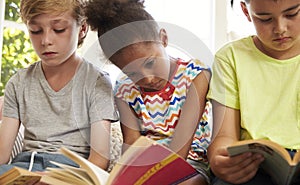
[107,136,198,185]
[0,137,198,185]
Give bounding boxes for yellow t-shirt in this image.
[207,36,300,149]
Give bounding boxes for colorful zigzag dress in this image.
[114,58,212,163]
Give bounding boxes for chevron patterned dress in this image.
[114,59,212,163]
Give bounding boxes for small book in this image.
[0,167,41,185]
[227,139,300,185]
[0,136,198,185]
[0,166,83,185]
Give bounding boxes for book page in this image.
[107,136,197,185]
[49,161,94,185]
[293,151,300,164]
[44,168,89,185]
[40,175,75,185]
[227,139,293,185]
[59,147,109,185]
[0,167,41,185]
[228,139,292,163]
[107,135,154,183]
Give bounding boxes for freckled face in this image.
[27,11,81,66]
[111,42,170,91]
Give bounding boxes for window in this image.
[0,0,37,95]
[81,0,216,85]
[1,1,232,90]
[227,0,255,41]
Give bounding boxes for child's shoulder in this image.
[219,36,253,51]
[81,59,108,75]
[172,59,208,82]
[5,61,41,90]
[216,35,255,57]
[114,74,134,89]
[11,61,41,79]
[177,58,209,71]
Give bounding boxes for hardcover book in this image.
[0,136,198,185]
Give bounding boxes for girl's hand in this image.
[210,147,264,184]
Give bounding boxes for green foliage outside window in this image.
[1,0,38,95]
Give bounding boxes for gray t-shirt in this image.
[3,59,118,158]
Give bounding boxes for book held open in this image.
[227,139,300,185]
[0,136,198,185]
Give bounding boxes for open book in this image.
[0,166,77,185]
[105,136,198,185]
[0,136,198,185]
[0,166,41,185]
[227,139,300,185]
[0,148,109,185]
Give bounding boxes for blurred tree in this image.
[1,0,38,95]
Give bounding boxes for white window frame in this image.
[0,0,231,83]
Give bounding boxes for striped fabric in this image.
[114,59,212,162]
[10,125,24,161]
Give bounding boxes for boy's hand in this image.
[210,147,264,184]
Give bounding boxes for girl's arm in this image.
[115,98,141,153]
[169,70,210,159]
[0,117,20,164]
[88,120,111,170]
